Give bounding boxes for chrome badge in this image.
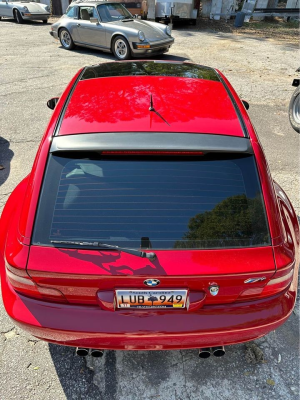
[244,277,266,284]
[209,284,219,296]
[144,279,160,287]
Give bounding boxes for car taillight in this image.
[238,263,294,301]
[5,263,67,303]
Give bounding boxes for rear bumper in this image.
[1,274,297,350]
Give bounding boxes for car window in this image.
[33,153,271,250]
[66,6,77,18]
[79,6,97,20]
[97,4,133,22]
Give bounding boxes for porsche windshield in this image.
[97,4,133,22]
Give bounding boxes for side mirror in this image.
[47,97,59,110]
[242,100,249,110]
[90,17,99,24]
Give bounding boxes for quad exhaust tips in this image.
[76,347,89,357]
[198,348,211,359]
[212,346,225,357]
[75,347,105,357]
[90,349,104,358]
[198,346,225,358]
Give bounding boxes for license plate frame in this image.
[116,289,188,309]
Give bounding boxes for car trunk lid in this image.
[27,246,276,306]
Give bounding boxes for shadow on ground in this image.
[0,137,13,188]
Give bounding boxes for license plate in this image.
[116,290,187,309]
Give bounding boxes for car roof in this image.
[69,1,118,6]
[57,61,245,137]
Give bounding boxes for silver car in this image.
[50,1,174,60]
[0,0,50,24]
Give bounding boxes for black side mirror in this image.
[242,100,249,110]
[47,97,59,110]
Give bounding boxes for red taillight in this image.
[5,263,67,303]
[238,263,294,301]
[101,151,204,156]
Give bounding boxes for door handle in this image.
[77,23,81,27]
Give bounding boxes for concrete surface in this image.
[0,19,299,400]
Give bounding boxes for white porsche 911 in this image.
[0,0,50,23]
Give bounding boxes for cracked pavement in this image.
[0,18,299,400]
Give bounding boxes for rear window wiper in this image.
[51,240,156,260]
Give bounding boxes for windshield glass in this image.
[32,153,270,250]
[97,3,133,22]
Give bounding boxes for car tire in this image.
[112,35,131,60]
[59,28,75,50]
[289,87,300,133]
[14,9,24,24]
[43,19,48,24]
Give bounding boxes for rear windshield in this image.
[32,153,271,250]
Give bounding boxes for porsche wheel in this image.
[112,36,131,60]
[289,87,300,133]
[14,9,24,24]
[59,28,75,50]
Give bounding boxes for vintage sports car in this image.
[0,61,299,359]
[50,1,174,60]
[0,0,50,23]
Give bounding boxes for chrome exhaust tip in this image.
[75,347,89,357]
[212,346,225,357]
[198,348,211,359]
[90,349,104,358]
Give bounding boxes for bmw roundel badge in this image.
[144,279,160,287]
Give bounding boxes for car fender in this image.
[110,31,133,50]
[0,176,29,275]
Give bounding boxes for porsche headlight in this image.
[23,6,29,11]
[166,25,171,36]
[138,31,145,42]
[45,5,50,12]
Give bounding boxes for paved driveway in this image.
[0,19,299,400]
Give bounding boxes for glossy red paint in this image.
[26,246,276,305]
[58,77,244,136]
[0,62,299,351]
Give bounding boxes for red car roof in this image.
[58,74,244,137]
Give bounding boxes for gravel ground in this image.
[0,18,299,400]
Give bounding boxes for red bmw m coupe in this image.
[0,61,298,359]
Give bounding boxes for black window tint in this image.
[32,154,270,250]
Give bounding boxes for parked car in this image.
[0,0,50,23]
[49,1,174,60]
[289,67,300,133]
[0,61,298,358]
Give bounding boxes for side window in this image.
[66,6,77,18]
[79,6,95,20]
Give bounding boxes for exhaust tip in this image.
[76,347,89,357]
[212,346,225,357]
[90,349,104,358]
[198,348,211,359]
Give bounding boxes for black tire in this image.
[112,35,131,60]
[155,17,160,22]
[14,9,24,24]
[42,19,48,24]
[59,28,75,50]
[288,87,300,133]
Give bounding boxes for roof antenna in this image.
[149,94,154,111]
[149,94,170,126]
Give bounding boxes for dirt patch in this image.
[185,17,299,43]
